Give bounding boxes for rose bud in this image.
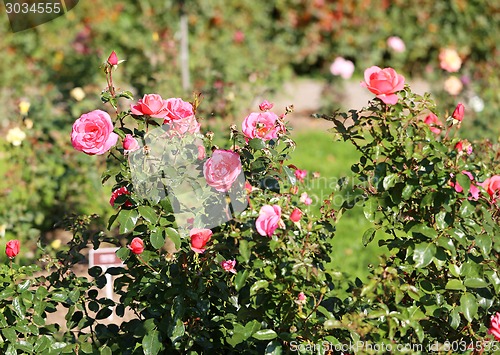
[452,102,465,122]
[107,51,118,66]
[128,237,144,255]
[5,240,20,259]
[290,208,303,223]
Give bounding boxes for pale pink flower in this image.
[387,36,406,53]
[221,260,237,274]
[169,114,200,136]
[197,145,206,160]
[71,110,118,155]
[300,192,312,205]
[164,98,194,123]
[330,57,355,79]
[203,150,242,192]
[443,76,463,96]
[256,205,282,237]
[361,66,405,105]
[242,112,279,141]
[439,48,462,73]
[481,176,500,201]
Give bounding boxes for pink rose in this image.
[123,134,140,153]
[300,192,312,205]
[481,176,500,201]
[330,57,355,79]
[298,292,306,301]
[190,228,212,253]
[295,169,307,182]
[423,113,442,134]
[5,239,20,259]
[439,48,462,73]
[71,110,118,155]
[203,150,242,192]
[290,208,302,223]
[256,205,282,237]
[164,98,194,123]
[221,260,237,274]
[107,51,118,66]
[387,36,406,53]
[169,114,200,136]
[241,112,279,141]
[361,66,405,105]
[259,100,274,112]
[128,237,144,255]
[197,145,206,160]
[452,103,465,122]
[110,186,133,207]
[489,312,500,341]
[131,94,169,119]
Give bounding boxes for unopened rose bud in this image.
[452,102,464,122]
[290,208,302,222]
[123,134,140,153]
[107,51,118,66]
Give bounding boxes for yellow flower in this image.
[19,100,30,115]
[6,127,27,146]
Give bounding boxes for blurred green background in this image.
[0,0,498,276]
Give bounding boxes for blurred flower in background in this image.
[70,87,86,102]
[443,76,463,96]
[439,48,462,72]
[387,36,406,53]
[469,95,484,113]
[6,127,26,146]
[330,57,355,79]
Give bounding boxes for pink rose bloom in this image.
[256,205,282,237]
[169,114,200,136]
[107,51,118,66]
[423,113,442,134]
[242,112,279,141]
[71,110,118,155]
[298,292,306,301]
[203,150,242,192]
[190,228,212,253]
[128,237,144,255]
[290,208,302,223]
[330,57,355,79]
[259,100,274,112]
[300,192,312,205]
[131,94,169,119]
[6,239,20,259]
[387,36,406,53]
[452,103,465,122]
[221,260,237,274]
[439,48,462,73]
[123,134,140,153]
[295,169,307,182]
[455,140,473,155]
[361,66,405,105]
[110,186,133,207]
[481,176,500,201]
[489,312,500,341]
[164,98,194,123]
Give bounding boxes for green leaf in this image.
[449,308,461,329]
[117,209,139,234]
[282,165,297,185]
[435,211,449,230]
[460,292,478,322]
[252,329,278,341]
[249,138,266,150]
[362,228,376,246]
[449,228,467,247]
[363,198,378,222]
[410,224,438,239]
[116,247,130,260]
[235,270,249,291]
[464,278,489,289]
[436,237,456,256]
[456,174,471,196]
[402,184,416,200]
[2,327,17,342]
[382,174,397,190]
[239,239,251,263]
[413,242,436,268]
[165,227,181,250]
[99,345,112,355]
[138,206,157,223]
[265,341,283,355]
[459,200,475,218]
[143,329,162,355]
[150,230,165,249]
[475,235,492,256]
[250,280,269,296]
[17,280,30,293]
[12,296,25,319]
[445,279,465,291]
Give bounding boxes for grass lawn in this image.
[289,129,387,279]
